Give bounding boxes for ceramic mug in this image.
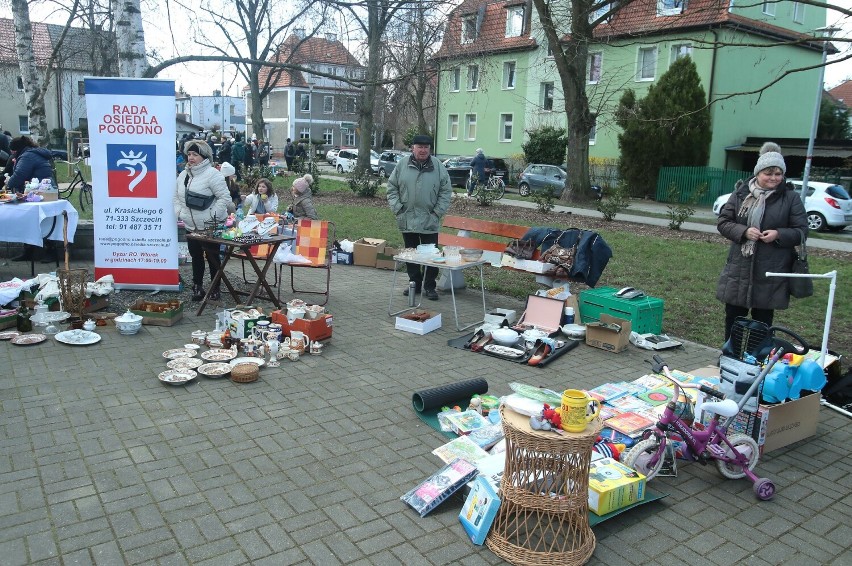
[560,389,601,433]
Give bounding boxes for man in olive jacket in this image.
[386,135,452,300]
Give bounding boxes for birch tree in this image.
[112,0,148,77]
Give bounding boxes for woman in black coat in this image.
[716,142,808,341]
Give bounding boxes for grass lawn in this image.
[61,168,850,356]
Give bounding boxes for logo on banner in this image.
[107,144,157,198]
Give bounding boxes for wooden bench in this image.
[439,215,540,260]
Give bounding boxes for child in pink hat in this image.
[290,174,318,220]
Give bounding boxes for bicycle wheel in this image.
[60,177,77,200]
[715,433,759,479]
[78,183,93,212]
[621,437,665,480]
[488,177,505,199]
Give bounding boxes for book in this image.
[459,476,501,545]
[632,374,667,389]
[599,405,623,421]
[607,395,653,412]
[472,452,506,494]
[600,427,637,447]
[604,412,656,438]
[588,382,633,402]
[444,410,488,435]
[465,422,505,450]
[401,459,479,517]
[432,436,490,465]
[636,387,674,406]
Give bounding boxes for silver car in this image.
[712,180,852,231]
[517,164,567,197]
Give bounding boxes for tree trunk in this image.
[113,0,149,77]
[11,0,48,145]
[356,0,382,174]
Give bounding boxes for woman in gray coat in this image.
[716,142,807,341]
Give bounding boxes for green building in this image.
[432,0,827,174]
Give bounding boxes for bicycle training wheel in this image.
[621,438,665,480]
[715,433,759,479]
[79,183,93,212]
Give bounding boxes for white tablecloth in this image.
[0,200,79,247]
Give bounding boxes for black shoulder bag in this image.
[789,228,813,299]
[184,175,215,211]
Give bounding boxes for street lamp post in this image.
[308,81,314,163]
[800,26,838,204]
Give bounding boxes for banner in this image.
[85,78,180,290]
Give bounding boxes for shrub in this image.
[665,181,706,230]
[531,187,556,213]
[597,182,631,221]
[347,171,381,197]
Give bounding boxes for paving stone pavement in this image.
[1,258,850,565]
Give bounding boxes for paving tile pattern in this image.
[1,259,850,565]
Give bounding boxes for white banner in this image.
[85,78,179,290]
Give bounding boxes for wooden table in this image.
[185,232,294,315]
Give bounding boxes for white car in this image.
[335,149,380,174]
[712,180,852,232]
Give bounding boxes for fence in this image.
[655,166,751,205]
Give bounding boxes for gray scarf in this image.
[737,178,772,257]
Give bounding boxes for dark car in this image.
[517,164,568,197]
[376,150,408,178]
[442,156,509,188]
[49,149,68,161]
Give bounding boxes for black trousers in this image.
[187,237,221,289]
[402,232,439,291]
[724,303,774,342]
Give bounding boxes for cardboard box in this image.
[332,250,353,265]
[691,366,820,454]
[375,246,399,270]
[585,313,631,353]
[290,314,333,342]
[40,191,59,202]
[226,309,269,338]
[514,259,557,274]
[395,311,441,335]
[588,457,646,515]
[353,238,387,267]
[579,287,664,334]
[513,294,564,334]
[0,311,16,330]
[130,300,184,326]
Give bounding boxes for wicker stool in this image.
[486,406,602,565]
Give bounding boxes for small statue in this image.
[468,396,482,415]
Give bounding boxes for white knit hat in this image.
[754,142,786,175]
[219,162,236,177]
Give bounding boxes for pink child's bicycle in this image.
[621,328,808,501]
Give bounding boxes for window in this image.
[505,5,524,37]
[323,128,333,145]
[499,114,513,142]
[214,103,220,115]
[447,114,459,139]
[462,15,477,44]
[588,53,602,83]
[589,114,597,144]
[323,96,333,113]
[465,114,477,140]
[17,76,24,91]
[590,4,610,23]
[762,1,775,15]
[637,46,657,81]
[300,127,310,140]
[657,0,683,16]
[344,128,355,145]
[541,82,554,111]
[451,68,460,92]
[300,93,310,111]
[345,97,356,113]
[467,65,479,90]
[77,81,85,96]
[19,115,29,133]
[503,62,516,89]
[792,2,804,23]
[671,43,692,61]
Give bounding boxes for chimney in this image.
[326,32,337,42]
[294,28,305,39]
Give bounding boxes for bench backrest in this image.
[439,215,532,255]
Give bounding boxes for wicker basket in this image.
[230,363,259,383]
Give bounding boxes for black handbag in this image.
[504,238,535,260]
[789,228,813,299]
[185,190,215,211]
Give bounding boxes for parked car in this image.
[326,146,341,164]
[49,149,68,161]
[712,180,852,232]
[442,156,509,188]
[376,150,408,178]
[335,149,380,174]
[517,164,568,197]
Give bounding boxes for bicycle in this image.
[621,326,808,501]
[55,160,93,212]
[466,171,505,200]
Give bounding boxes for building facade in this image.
[175,90,245,135]
[432,0,827,173]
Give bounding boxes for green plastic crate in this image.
[578,287,664,334]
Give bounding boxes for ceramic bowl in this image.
[491,328,520,346]
[561,324,586,339]
[288,307,306,320]
[459,248,483,262]
[114,310,143,335]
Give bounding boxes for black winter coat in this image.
[716,179,808,310]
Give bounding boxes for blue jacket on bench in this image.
[521,227,612,287]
